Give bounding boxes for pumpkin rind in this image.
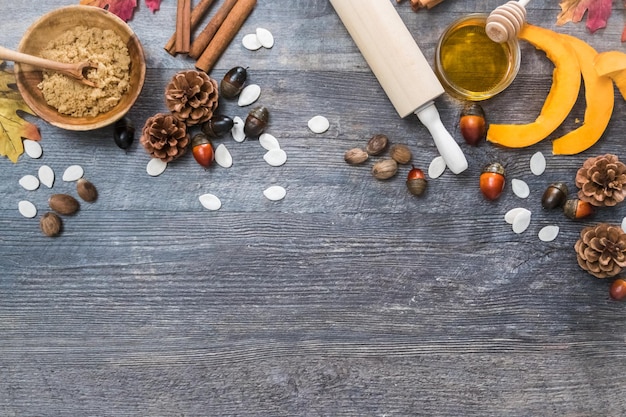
[486,24,581,148]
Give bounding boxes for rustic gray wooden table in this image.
[1,0,626,415]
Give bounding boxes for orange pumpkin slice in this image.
[594,51,626,100]
[552,34,614,155]
[486,24,581,148]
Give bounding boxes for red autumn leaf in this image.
[79,0,161,21]
[557,0,612,33]
[145,0,160,13]
[80,0,137,21]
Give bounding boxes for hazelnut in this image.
[40,212,62,237]
[48,194,80,216]
[76,179,98,202]
[344,148,369,165]
[365,134,389,155]
[372,159,398,180]
[389,144,412,164]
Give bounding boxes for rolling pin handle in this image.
[415,103,468,174]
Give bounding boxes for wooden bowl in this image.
[14,5,146,131]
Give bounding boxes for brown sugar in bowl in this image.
[14,5,146,131]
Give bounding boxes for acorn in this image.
[406,165,427,196]
[459,103,487,146]
[541,182,568,209]
[191,133,215,168]
[479,162,505,200]
[244,106,269,138]
[113,116,135,150]
[610,278,626,301]
[202,114,234,138]
[563,198,594,220]
[220,66,248,99]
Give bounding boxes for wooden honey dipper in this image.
[486,0,531,43]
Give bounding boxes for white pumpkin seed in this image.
[512,209,531,234]
[199,193,222,211]
[530,151,546,176]
[38,165,55,188]
[19,174,40,191]
[237,84,261,107]
[259,133,280,150]
[622,216,626,233]
[263,185,286,201]
[18,200,37,218]
[538,225,559,242]
[256,27,274,48]
[263,148,287,167]
[242,33,263,50]
[511,179,530,199]
[62,165,84,182]
[23,139,43,159]
[146,158,167,177]
[214,144,233,168]
[428,156,446,179]
[231,116,245,142]
[504,207,529,224]
[307,115,330,134]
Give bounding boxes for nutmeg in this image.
[372,159,398,180]
[40,212,62,237]
[389,144,412,165]
[344,148,369,165]
[48,194,80,216]
[76,179,98,203]
[365,134,389,155]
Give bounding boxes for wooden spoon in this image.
[0,45,97,87]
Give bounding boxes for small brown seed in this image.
[40,212,62,237]
[389,144,412,164]
[365,134,389,155]
[76,179,98,202]
[344,148,369,165]
[372,159,398,180]
[49,194,80,216]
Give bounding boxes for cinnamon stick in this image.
[165,0,216,56]
[188,0,239,59]
[175,0,192,54]
[195,0,257,73]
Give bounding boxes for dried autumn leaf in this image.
[0,61,40,163]
[557,0,612,33]
[79,0,161,21]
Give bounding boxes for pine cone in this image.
[165,70,219,126]
[140,113,190,162]
[575,154,626,207]
[574,223,626,278]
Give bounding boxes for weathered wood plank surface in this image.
[1,0,626,416]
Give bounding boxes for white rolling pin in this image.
[329,0,468,174]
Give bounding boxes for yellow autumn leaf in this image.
[0,61,40,163]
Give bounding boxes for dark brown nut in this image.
[372,159,398,180]
[244,106,269,138]
[40,212,62,237]
[76,179,98,203]
[344,148,369,165]
[389,144,412,164]
[365,134,389,155]
[48,194,80,216]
